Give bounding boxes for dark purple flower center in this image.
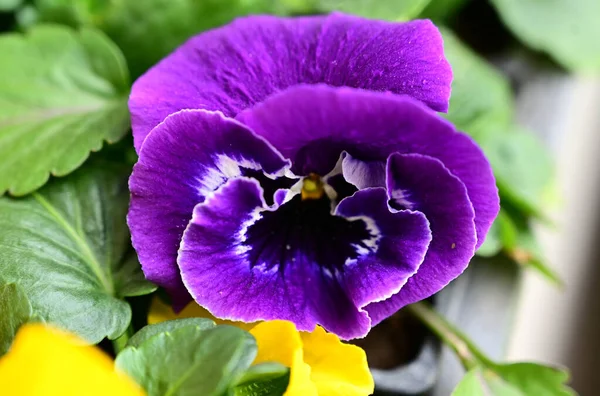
[241,168,296,205]
[241,178,379,277]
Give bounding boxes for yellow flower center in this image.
[301,174,324,200]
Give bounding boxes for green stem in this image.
[407,302,494,370]
[112,324,133,355]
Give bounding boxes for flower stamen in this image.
[301,173,325,200]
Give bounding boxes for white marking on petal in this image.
[343,214,382,259]
[196,154,294,197]
[235,206,266,255]
[390,188,414,210]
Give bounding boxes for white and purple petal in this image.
[366,153,477,324]
[178,179,431,339]
[130,13,452,151]
[128,110,290,309]
[237,85,498,248]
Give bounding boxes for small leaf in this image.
[233,363,290,396]
[0,162,152,343]
[127,318,215,348]
[494,363,574,396]
[0,25,130,196]
[452,367,523,396]
[0,281,33,355]
[315,0,432,20]
[452,364,575,396]
[489,0,600,71]
[419,0,468,21]
[116,324,257,396]
[440,27,514,133]
[490,128,554,219]
[0,0,22,12]
[410,303,574,396]
[114,254,157,298]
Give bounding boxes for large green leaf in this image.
[315,0,432,20]
[116,323,257,396]
[0,281,33,355]
[35,0,299,78]
[0,162,155,343]
[0,25,130,196]
[489,0,600,72]
[452,364,575,396]
[127,318,216,348]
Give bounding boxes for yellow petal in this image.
[0,324,144,396]
[250,321,318,396]
[300,326,374,396]
[148,297,256,331]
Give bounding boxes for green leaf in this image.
[114,254,157,298]
[0,281,33,355]
[440,27,513,133]
[116,324,257,396]
[35,0,299,78]
[0,25,130,196]
[494,363,574,396]
[452,364,575,396]
[0,162,152,343]
[479,126,554,219]
[233,363,290,396]
[489,0,600,72]
[409,303,574,396]
[315,0,432,20]
[34,0,112,27]
[419,0,468,21]
[127,318,216,349]
[99,0,300,78]
[0,0,22,12]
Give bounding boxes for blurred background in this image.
[2,0,599,394]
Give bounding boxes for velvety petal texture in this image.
[130,13,452,151]
[128,110,289,308]
[238,85,498,248]
[127,13,497,339]
[178,178,431,339]
[366,153,476,324]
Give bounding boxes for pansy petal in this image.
[250,321,318,396]
[178,177,372,339]
[130,13,451,151]
[340,152,386,189]
[238,85,498,248]
[300,326,374,396]
[128,110,289,309]
[366,153,476,324]
[0,324,143,396]
[334,188,431,309]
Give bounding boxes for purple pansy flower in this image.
[128,14,499,339]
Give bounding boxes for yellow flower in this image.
[150,298,374,396]
[0,324,144,396]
